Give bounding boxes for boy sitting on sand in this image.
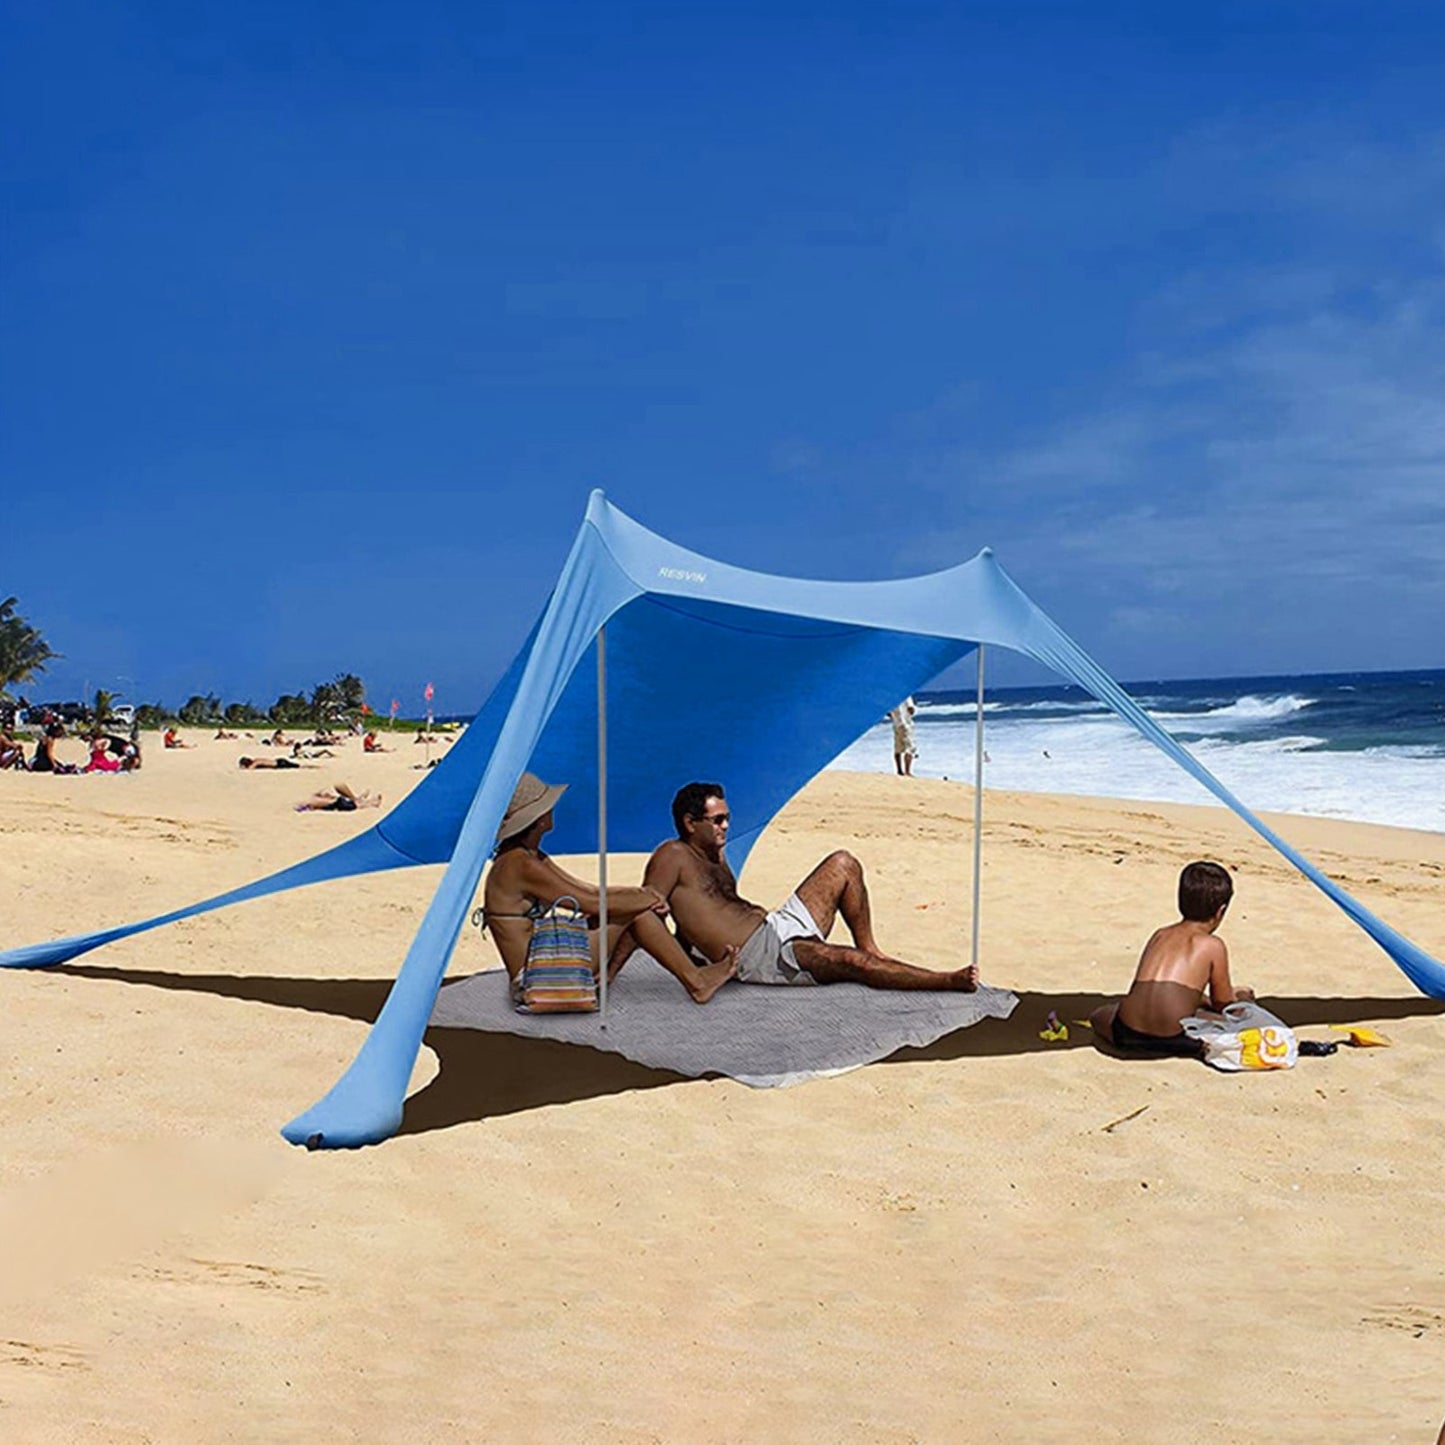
[1090,860,1254,1057]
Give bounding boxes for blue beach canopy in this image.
[4,491,1442,1147]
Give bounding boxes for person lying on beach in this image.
[482,773,736,1005]
[238,754,307,770]
[214,728,239,740]
[162,727,192,749]
[633,781,979,992]
[1088,861,1254,1058]
[295,782,381,812]
[265,730,289,747]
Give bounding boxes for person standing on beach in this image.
[637,782,978,991]
[1089,861,1254,1057]
[887,697,918,776]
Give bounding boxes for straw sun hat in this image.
[497,772,567,843]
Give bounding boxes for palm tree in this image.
[0,597,60,699]
[334,672,366,714]
[178,693,221,725]
[270,692,311,726]
[310,680,343,725]
[224,700,264,727]
[92,688,121,728]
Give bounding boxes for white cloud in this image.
[881,128,1445,673]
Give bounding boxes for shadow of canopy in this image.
[43,964,1445,1137]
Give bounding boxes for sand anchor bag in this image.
[1181,1000,1297,1072]
[518,896,598,1013]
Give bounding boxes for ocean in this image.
[830,669,1445,836]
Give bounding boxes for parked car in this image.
[22,701,88,726]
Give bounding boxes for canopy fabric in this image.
[4,492,1441,1149]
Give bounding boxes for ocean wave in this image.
[915,701,1005,719]
[1189,733,1327,755]
[1150,693,1316,730]
[983,699,1105,715]
[919,700,1106,720]
[1202,693,1316,720]
[829,708,1445,833]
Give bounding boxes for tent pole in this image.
[971,645,985,978]
[597,626,609,1029]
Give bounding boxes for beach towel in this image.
[430,952,1018,1087]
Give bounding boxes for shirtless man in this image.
[636,781,979,991]
[1089,860,1254,1057]
[486,773,736,1004]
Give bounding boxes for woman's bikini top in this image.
[475,898,548,934]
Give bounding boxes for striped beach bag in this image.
[517,896,598,1014]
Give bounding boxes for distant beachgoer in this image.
[887,697,918,777]
[1089,861,1255,1058]
[163,727,191,749]
[266,729,289,748]
[482,773,736,1004]
[639,782,978,992]
[363,731,389,753]
[86,734,139,772]
[30,724,79,774]
[214,728,239,740]
[85,736,122,773]
[238,755,304,770]
[0,728,26,770]
[294,782,381,812]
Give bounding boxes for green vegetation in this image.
[0,597,59,700]
[131,673,378,730]
[1,609,391,733]
[91,688,123,728]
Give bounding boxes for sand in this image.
[3,728,1445,1441]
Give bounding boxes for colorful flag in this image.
[389,699,399,717]
[424,682,435,702]
[360,702,370,715]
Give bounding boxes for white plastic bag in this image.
[1180,1001,1297,1072]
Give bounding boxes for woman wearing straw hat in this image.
[482,772,737,1005]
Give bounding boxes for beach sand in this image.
[3,729,1444,1441]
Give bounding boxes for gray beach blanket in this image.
[430,953,1018,1087]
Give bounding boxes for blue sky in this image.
[4,1,1443,713]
